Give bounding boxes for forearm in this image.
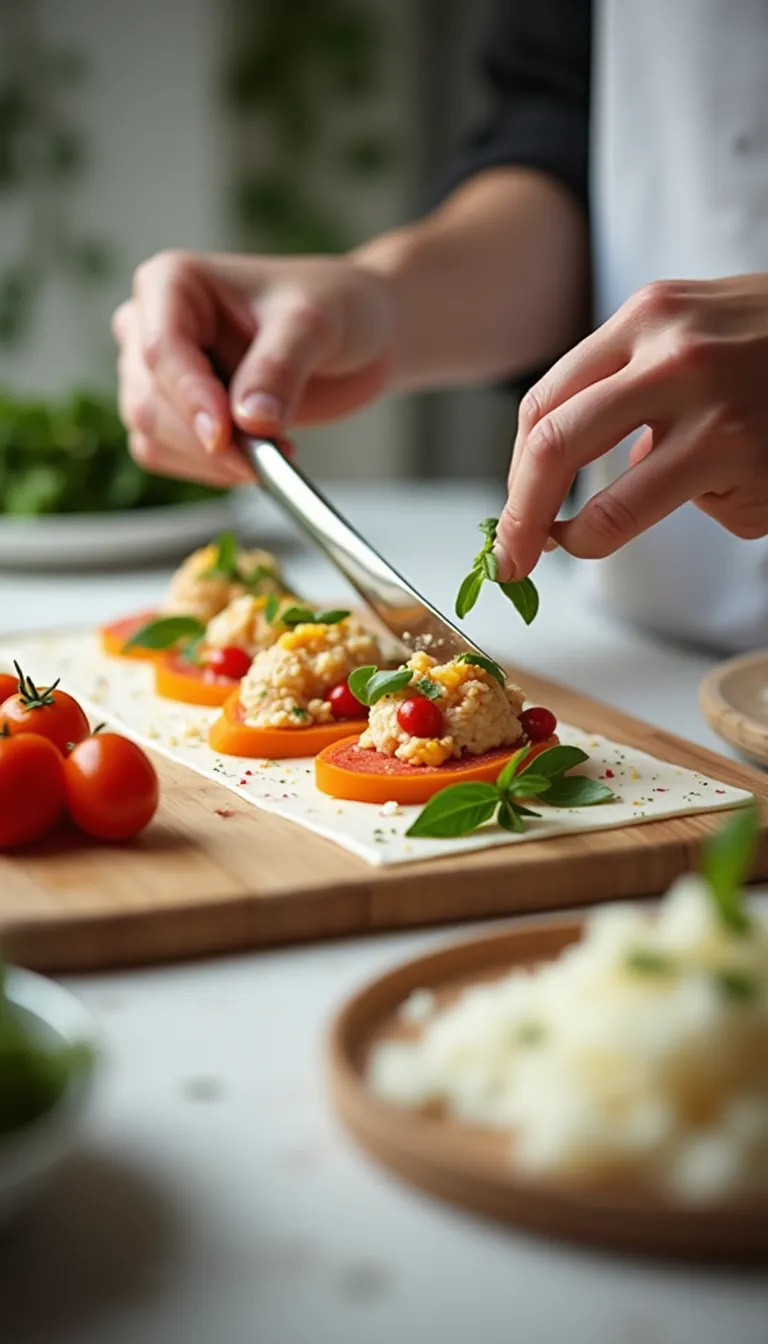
[352,167,590,392]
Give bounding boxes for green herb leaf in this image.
[517,744,589,779]
[279,605,316,627]
[702,803,758,935]
[713,968,758,1002]
[290,706,308,720]
[499,577,539,625]
[204,530,239,579]
[348,665,413,707]
[414,677,442,701]
[477,518,498,539]
[509,802,542,819]
[495,747,532,792]
[544,776,615,808]
[125,615,205,650]
[625,948,676,976]
[314,609,350,625]
[454,652,506,686]
[243,562,279,589]
[264,593,281,624]
[455,568,484,619]
[504,774,552,799]
[482,551,499,581]
[406,782,500,839]
[184,634,205,667]
[498,799,525,833]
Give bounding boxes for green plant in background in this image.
[0,0,113,349]
[0,963,92,1138]
[225,0,397,252]
[0,390,223,515]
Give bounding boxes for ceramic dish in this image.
[0,969,98,1226]
[699,651,768,768]
[0,498,234,570]
[328,918,768,1261]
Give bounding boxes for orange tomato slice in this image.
[154,652,240,707]
[100,610,161,661]
[315,734,560,806]
[207,691,368,758]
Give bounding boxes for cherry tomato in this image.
[64,733,159,841]
[204,646,252,680]
[1,666,90,755]
[519,706,558,742]
[0,672,17,706]
[0,732,65,849]
[328,681,365,721]
[396,696,444,738]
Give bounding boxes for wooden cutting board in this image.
[2,662,768,973]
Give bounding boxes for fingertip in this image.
[233,391,285,435]
[492,539,517,584]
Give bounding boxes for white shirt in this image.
[585,0,768,652]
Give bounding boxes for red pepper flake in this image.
[239,778,248,786]
[244,769,253,776]
[604,768,614,779]
[655,787,668,792]
[214,808,236,819]
[716,789,726,795]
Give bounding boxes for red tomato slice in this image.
[315,734,560,806]
[207,691,368,758]
[100,611,161,661]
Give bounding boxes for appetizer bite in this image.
[99,531,286,660]
[315,650,558,805]
[208,610,381,758]
[369,807,768,1204]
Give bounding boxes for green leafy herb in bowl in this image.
[0,389,225,515]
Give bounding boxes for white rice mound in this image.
[368,876,768,1202]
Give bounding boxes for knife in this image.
[236,434,491,665]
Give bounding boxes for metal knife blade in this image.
[237,434,491,664]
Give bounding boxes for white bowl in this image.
[0,969,98,1226]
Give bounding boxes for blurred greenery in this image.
[0,390,224,515]
[226,0,396,254]
[0,964,93,1138]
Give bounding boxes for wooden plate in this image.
[700,652,768,767]
[328,919,768,1261]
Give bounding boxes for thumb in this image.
[230,300,336,436]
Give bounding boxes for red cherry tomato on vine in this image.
[0,731,65,849]
[64,732,159,841]
[0,673,17,706]
[1,665,89,755]
[204,646,252,680]
[519,706,558,742]
[328,682,365,721]
[396,696,444,738]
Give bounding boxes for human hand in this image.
[113,250,395,486]
[495,275,768,579]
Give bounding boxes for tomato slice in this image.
[315,734,560,805]
[100,611,161,661]
[207,691,368,758]
[154,652,240,707]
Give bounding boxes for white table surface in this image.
[1,482,766,1344]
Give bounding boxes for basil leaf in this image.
[713,968,758,1002]
[204,529,238,578]
[348,665,413,707]
[508,802,542,819]
[406,782,500,839]
[264,593,281,624]
[477,518,498,539]
[242,562,278,589]
[544,776,615,808]
[280,605,317,628]
[455,568,484,619]
[125,615,205,650]
[498,800,525,833]
[702,803,758,935]
[414,677,442,701]
[184,634,205,666]
[454,652,506,686]
[495,747,531,792]
[314,609,350,625]
[504,774,552,798]
[517,744,588,778]
[499,577,539,625]
[625,949,675,975]
[482,551,499,582]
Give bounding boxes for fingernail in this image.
[237,392,283,425]
[544,537,559,553]
[493,542,516,583]
[194,411,219,454]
